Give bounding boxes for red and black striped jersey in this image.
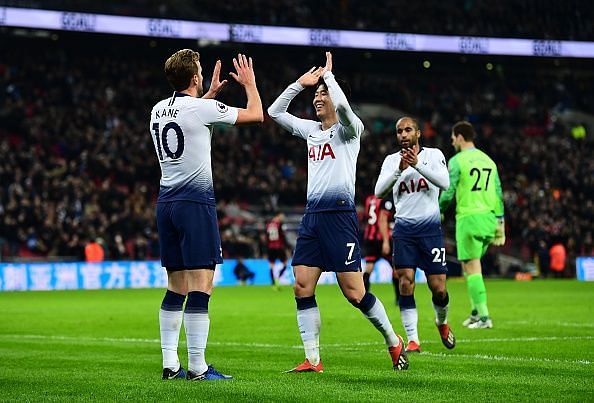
[266,219,286,249]
[363,195,383,241]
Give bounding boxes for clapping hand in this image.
[229,54,256,88]
[321,51,333,75]
[297,66,324,87]
[202,60,228,99]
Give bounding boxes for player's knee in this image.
[398,278,415,295]
[293,280,312,297]
[349,291,377,311]
[345,289,365,306]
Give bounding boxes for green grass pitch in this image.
[1,279,592,401]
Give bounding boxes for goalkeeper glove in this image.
[492,217,505,246]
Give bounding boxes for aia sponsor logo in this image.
[398,178,429,195]
[308,143,336,161]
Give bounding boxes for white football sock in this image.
[433,303,449,326]
[159,309,183,370]
[184,312,210,375]
[297,307,321,365]
[400,308,419,344]
[362,298,400,347]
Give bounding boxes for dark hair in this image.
[452,120,476,141]
[316,77,352,101]
[164,49,199,91]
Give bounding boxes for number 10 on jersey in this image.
[152,122,185,160]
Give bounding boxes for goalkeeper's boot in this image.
[162,366,186,380]
[285,359,324,373]
[389,335,409,371]
[437,323,456,349]
[186,365,233,381]
[468,318,493,329]
[405,341,421,353]
[462,311,480,327]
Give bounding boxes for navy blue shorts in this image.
[392,235,448,275]
[292,211,361,272]
[156,201,222,270]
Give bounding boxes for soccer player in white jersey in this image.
[375,117,456,353]
[151,49,263,381]
[268,52,408,372]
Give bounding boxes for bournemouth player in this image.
[375,117,456,353]
[439,121,505,329]
[362,194,393,291]
[266,212,289,286]
[151,50,263,381]
[268,52,408,372]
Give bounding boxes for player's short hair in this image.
[452,121,476,141]
[397,116,420,131]
[164,49,200,91]
[316,77,352,101]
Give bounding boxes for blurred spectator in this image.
[549,241,567,278]
[233,259,255,285]
[84,238,105,262]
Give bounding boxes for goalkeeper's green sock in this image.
[463,272,478,316]
[466,273,489,319]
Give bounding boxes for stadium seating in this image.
[0,25,592,276]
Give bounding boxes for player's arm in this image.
[405,149,450,190]
[492,167,506,246]
[267,67,322,138]
[378,207,391,255]
[321,52,364,140]
[494,168,504,218]
[228,54,264,124]
[201,60,228,100]
[375,155,401,198]
[438,156,460,212]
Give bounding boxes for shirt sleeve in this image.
[375,155,401,198]
[439,155,460,212]
[267,82,318,140]
[413,149,450,190]
[494,168,505,217]
[323,71,364,141]
[194,99,238,125]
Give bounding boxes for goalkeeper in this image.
[439,121,505,329]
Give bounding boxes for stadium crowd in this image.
[15,0,594,40]
[0,35,592,276]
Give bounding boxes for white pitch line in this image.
[1,334,591,367]
[420,351,592,366]
[2,333,594,351]
[329,335,594,346]
[506,320,594,328]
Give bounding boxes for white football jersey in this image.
[268,72,364,212]
[375,147,449,237]
[149,93,238,204]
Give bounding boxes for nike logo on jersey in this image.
[344,259,357,265]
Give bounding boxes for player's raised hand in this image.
[202,60,228,99]
[229,54,256,88]
[321,51,333,75]
[298,66,323,87]
[401,146,418,167]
